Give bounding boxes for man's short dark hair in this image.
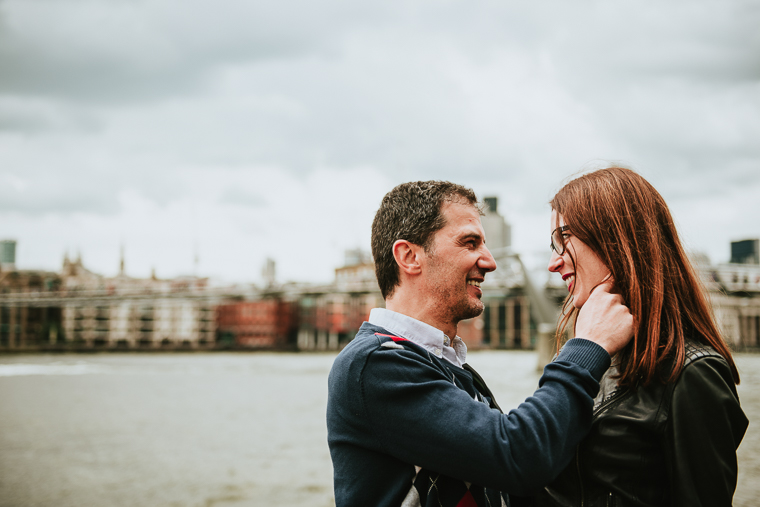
[371,180,480,299]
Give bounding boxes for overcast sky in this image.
[1,0,758,285]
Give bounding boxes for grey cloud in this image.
[0,0,757,282]
[0,0,757,218]
[549,2,760,85]
[0,110,51,132]
[0,100,103,133]
[0,175,121,215]
[0,153,192,215]
[217,186,267,208]
[0,0,393,104]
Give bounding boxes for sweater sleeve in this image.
[360,338,610,496]
[666,357,748,507]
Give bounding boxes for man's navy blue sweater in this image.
[326,322,611,507]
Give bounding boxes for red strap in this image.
[374,333,409,342]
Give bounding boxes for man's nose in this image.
[548,251,563,272]
[479,246,497,273]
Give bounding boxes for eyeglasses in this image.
[550,225,570,255]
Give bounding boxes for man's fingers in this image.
[599,279,615,292]
[589,279,615,297]
[574,275,635,355]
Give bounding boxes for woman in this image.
[534,167,748,507]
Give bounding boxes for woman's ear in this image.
[392,239,423,276]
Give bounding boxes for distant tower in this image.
[483,197,498,214]
[119,244,126,276]
[481,197,511,252]
[344,248,372,267]
[262,258,276,287]
[0,240,16,271]
[731,239,760,265]
[62,251,75,276]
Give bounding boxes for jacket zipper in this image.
[576,388,631,507]
[576,444,584,507]
[593,387,631,417]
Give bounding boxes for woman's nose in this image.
[547,251,563,273]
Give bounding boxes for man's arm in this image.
[361,284,633,495]
[359,338,608,496]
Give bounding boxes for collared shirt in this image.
[368,307,468,368]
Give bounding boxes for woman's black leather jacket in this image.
[530,341,748,507]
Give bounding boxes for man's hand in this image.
[575,281,634,356]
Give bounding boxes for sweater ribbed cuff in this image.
[556,338,611,381]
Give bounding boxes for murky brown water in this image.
[0,351,756,506]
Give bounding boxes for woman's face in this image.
[548,210,611,309]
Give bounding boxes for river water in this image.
[0,351,756,507]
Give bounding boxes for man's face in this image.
[421,201,497,325]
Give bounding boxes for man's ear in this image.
[392,239,423,276]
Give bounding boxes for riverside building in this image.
[0,234,758,352]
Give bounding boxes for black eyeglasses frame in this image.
[550,225,571,255]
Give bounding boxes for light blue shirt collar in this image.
[368,308,467,368]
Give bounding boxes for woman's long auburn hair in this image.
[551,167,739,388]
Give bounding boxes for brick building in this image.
[216,298,297,348]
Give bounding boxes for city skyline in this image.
[1,1,758,284]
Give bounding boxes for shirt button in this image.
[435,348,442,355]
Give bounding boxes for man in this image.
[327,181,633,506]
